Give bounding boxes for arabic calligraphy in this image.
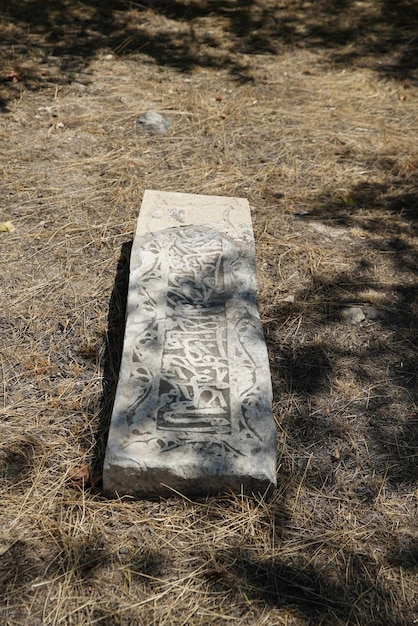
[125,225,266,452]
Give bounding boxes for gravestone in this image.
[103,190,276,498]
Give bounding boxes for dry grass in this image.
[1,1,417,624]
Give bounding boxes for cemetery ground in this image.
[0,1,417,624]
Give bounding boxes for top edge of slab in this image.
[143,190,249,202]
[137,190,252,240]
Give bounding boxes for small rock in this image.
[280,294,295,303]
[38,105,59,117]
[71,81,87,91]
[341,306,366,325]
[136,111,172,135]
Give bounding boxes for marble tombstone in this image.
[103,190,276,498]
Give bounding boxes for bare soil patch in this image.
[1,1,417,624]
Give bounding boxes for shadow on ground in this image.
[1,0,418,108]
[263,138,418,486]
[203,546,408,626]
[92,240,132,475]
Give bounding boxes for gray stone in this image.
[341,306,366,325]
[103,190,276,499]
[136,111,172,134]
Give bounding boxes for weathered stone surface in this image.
[341,306,366,325]
[136,111,172,134]
[103,190,276,498]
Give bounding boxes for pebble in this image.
[279,294,295,303]
[136,111,172,134]
[341,306,366,324]
[341,305,388,324]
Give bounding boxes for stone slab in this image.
[103,190,276,498]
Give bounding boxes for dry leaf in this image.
[2,69,21,83]
[68,463,90,489]
[331,448,341,462]
[0,221,14,233]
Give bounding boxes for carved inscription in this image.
[123,225,270,455]
[157,229,231,433]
